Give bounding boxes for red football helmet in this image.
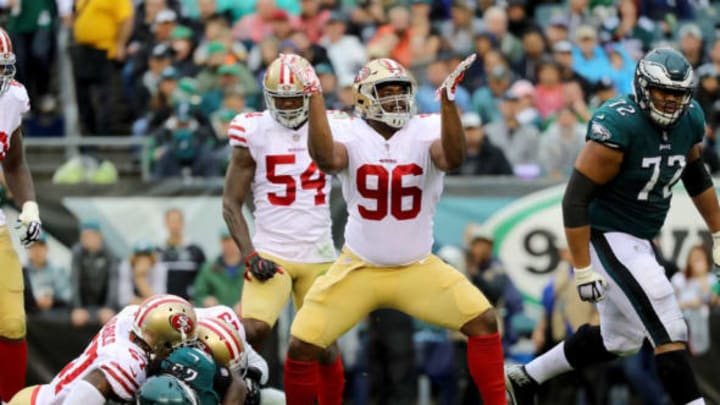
[0,28,15,95]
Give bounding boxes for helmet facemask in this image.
[264,91,309,129]
[356,79,416,129]
[633,48,695,128]
[0,54,16,96]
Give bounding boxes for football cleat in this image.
[505,364,538,405]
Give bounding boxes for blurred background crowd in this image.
[9,0,720,180]
[5,0,720,403]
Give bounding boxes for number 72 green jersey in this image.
[586,95,706,239]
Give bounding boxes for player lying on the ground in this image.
[8,294,197,405]
[143,305,285,405]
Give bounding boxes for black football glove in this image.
[243,367,263,405]
[244,251,283,282]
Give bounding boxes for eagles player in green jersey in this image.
[143,346,247,405]
[507,47,720,405]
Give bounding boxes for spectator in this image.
[71,0,134,135]
[407,0,441,68]
[232,0,293,44]
[671,245,717,356]
[506,0,534,39]
[552,40,593,99]
[695,64,720,122]
[117,241,167,307]
[538,107,585,178]
[439,0,483,56]
[450,112,513,176]
[5,0,66,108]
[266,9,297,43]
[533,60,565,120]
[23,233,71,311]
[192,230,245,308]
[588,76,617,110]
[417,59,470,113]
[565,0,592,39]
[508,79,539,128]
[604,0,655,54]
[367,5,412,68]
[169,25,200,78]
[678,23,705,69]
[151,102,218,178]
[604,43,635,96]
[462,31,499,91]
[571,25,612,84]
[131,43,173,121]
[464,225,523,351]
[544,15,570,49]
[69,220,118,327]
[471,63,511,125]
[158,208,206,300]
[129,0,169,46]
[297,0,330,44]
[485,92,541,176]
[482,6,523,65]
[514,27,549,84]
[319,11,367,86]
[140,65,179,135]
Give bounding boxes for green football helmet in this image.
[136,375,199,405]
[633,47,695,127]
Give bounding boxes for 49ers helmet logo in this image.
[170,313,194,334]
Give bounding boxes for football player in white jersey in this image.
[193,306,286,405]
[8,295,197,405]
[0,26,42,403]
[281,55,507,405]
[222,55,345,403]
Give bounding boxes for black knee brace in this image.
[655,349,702,404]
[563,324,618,369]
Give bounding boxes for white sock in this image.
[525,341,573,384]
[686,399,705,405]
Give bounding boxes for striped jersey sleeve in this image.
[228,111,265,148]
[97,347,147,400]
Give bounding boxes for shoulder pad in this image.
[228,111,267,148]
[586,97,636,150]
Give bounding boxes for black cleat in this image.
[505,364,538,405]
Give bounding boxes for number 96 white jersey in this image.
[333,114,444,266]
[228,111,351,263]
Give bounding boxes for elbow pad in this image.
[681,158,714,197]
[562,169,600,228]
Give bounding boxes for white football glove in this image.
[279,53,322,95]
[16,201,41,247]
[712,231,720,271]
[435,53,476,101]
[574,265,608,302]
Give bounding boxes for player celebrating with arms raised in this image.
[222,55,345,404]
[506,48,719,405]
[0,26,42,402]
[281,54,506,404]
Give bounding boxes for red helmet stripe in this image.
[135,296,190,327]
[200,318,240,360]
[279,62,286,85]
[0,30,11,54]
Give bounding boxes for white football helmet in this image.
[195,317,247,371]
[0,28,16,95]
[353,58,416,129]
[263,55,310,129]
[132,294,197,356]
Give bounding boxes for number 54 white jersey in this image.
[228,111,351,264]
[334,114,444,267]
